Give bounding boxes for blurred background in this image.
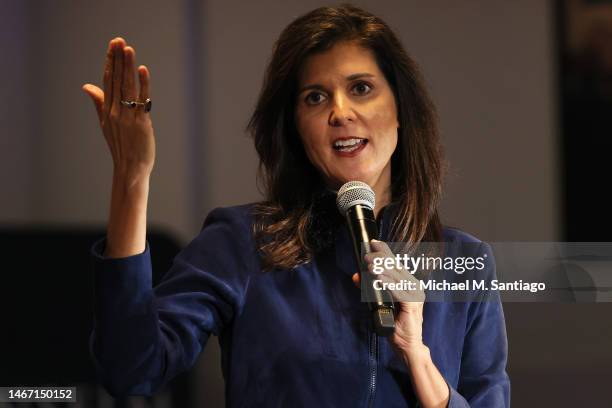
[1,0,611,406]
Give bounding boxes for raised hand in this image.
[82,37,155,184]
[82,37,155,258]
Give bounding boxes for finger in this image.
[122,46,137,115]
[396,289,426,303]
[137,65,150,102]
[377,269,412,285]
[363,249,420,286]
[82,84,104,122]
[379,275,425,303]
[376,270,425,303]
[111,38,126,117]
[364,251,385,264]
[352,273,360,289]
[377,259,419,285]
[370,239,393,256]
[102,39,115,120]
[365,259,381,275]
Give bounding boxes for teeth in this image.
[334,138,363,147]
[338,144,361,152]
[334,138,365,153]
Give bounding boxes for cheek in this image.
[296,111,327,154]
[367,99,399,149]
[371,98,399,131]
[373,111,397,132]
[369,111,399,147]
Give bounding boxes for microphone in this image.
[336,181,395,336]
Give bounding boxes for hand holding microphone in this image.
[362,240,427,359]
[339,181,427,356]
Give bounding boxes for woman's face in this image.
[295,41,399,193]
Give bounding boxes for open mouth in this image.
[333,138,368,153]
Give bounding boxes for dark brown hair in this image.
[247,4,444,270]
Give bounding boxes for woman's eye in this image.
[352,82,372,96]
[305,92,326,105]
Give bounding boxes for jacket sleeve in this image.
[447,243,511,407]
[89,207,255,397]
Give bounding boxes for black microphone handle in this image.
[345,205,395,336]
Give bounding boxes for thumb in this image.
[352,272,360,289]
[82,84,104,122]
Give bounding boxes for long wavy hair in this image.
[247,4,445,270]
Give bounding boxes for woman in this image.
[83,4,510,407]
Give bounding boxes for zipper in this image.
[367,332,378,408]
[367,207,386,408]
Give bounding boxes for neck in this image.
[371,167,392,218]
[373,183,391,218]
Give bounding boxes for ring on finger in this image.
[120,98,152,112]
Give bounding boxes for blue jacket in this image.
[90,204,510,407]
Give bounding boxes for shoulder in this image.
[441,227,498,299]
[176,203,260,271]
[179,203,259,257]
[442,226,493,259]
[200,203,258,234]
[442,226,482,244]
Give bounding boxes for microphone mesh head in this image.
[336,181,376,215]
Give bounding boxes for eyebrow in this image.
[298,72,375,94]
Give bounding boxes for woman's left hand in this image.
[351,239,427,359]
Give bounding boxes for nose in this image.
[328,93,356,126]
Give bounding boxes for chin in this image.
[331,171,376,188]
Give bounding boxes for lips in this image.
[332,137,368,157]
[332,137,368,153]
